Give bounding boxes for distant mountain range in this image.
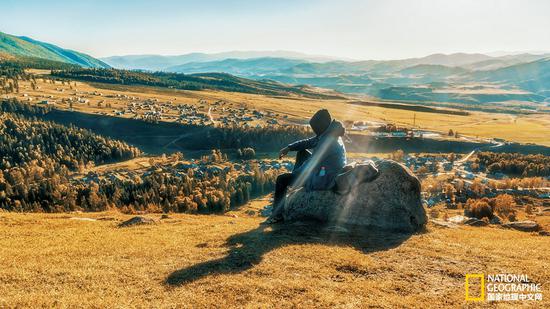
[101,51,342,71]
[471,58,550,93]
[2,29,550,107]
[165,57,305,75]
[103,52,550,74]
[0,31,109,68]
[162,52,550,75]
[147,52,549,107]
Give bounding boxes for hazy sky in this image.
[2,0,550,60]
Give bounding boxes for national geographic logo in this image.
[465,274,485,301]
[466,273,543,302]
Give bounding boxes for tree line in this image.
[50,68,339,98]
[75,155,278,214]
[1,126,278,213]
[0,100,280,213]
[173,124,311,152]
[475,151,550,177]
[0,111,140,212]
[1,57,78,71]
[0,113,140,171]
[0,62,28,94]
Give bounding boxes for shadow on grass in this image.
[165,222,413,286]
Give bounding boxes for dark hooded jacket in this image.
[287,119,347,190]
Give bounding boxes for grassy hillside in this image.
[472,58,550,92]
[51,68,343,99]
[378,86,545,106]
[0,31,109,68]
[0,54,80,70]
[0,204,548,307]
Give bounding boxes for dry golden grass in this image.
[1,199,549,308]
[83,156,155,173]
[9,77,550,146]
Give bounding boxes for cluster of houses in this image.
[21,87,96,107]
[216,105,279,127]
[121,99,280,126]
[405,154,453,174]
[80,170,138,184]
[174,158,293,177]
[79,90,284,127]
[20,81,280,126]
[20,81,290,128]
[21,93,55,105]
[412,154,550,208]
[350,121,449,139]
[424,183,550,208]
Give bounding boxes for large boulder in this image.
[282,160,426,232]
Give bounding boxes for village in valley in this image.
[11,77,286,127]
[5,75,550,227]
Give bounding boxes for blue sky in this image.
[2,0,550,59]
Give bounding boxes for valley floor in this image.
[1,199,549,308]
[8,76,550,146]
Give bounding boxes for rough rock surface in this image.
[118,216,156,227]
[463,217,488,227]
[282,160,426,232]
[502,220,540,232]
[489,216,502,225]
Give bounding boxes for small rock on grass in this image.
[502,220,540,232]
[69,217,97,222]
[447,215,468,224]
[463,218,488,227]
[118,216,156,227]
[431,219,458,229]
[97,217,117,221]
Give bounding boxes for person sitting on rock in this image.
[265,109,347,224]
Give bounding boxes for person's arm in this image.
[288,136,318,152]
[279,136,318,159]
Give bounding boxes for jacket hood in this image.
[321,120,346,138]
[309,109,332,136]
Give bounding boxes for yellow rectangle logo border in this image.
[465,273,485,301]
